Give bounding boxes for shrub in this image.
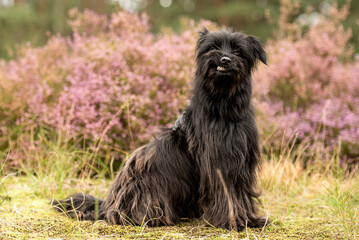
[254,0,359,159]
[0,9,217,168]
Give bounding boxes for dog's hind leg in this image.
[101,130,199,226]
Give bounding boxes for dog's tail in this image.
[52,193,104,221]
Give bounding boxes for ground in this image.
[1,155,357,240]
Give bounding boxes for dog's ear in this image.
[197,28,209,47]
[246,36,267,65]
[199,27,209,37]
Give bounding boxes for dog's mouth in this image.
[216,65,227,72]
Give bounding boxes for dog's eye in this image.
[210,47,216,51]
[232,49,240,55]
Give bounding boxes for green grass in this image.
[0,140,358,239]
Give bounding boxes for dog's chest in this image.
[200,120,251,156]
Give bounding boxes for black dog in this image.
[53,28,268,231]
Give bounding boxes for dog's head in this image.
[195,28,266,95]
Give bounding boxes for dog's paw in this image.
[249,216,270,228]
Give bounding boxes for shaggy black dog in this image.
[53,28,268,231]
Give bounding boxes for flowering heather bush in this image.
[0,9,216,165]
[0,1,358,169]
[254,1,359,159]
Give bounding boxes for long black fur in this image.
[53,29,268,231]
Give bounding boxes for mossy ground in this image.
[0,169,356,240]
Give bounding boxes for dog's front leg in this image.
[199,167,267,231]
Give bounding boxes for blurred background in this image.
[0,0,358,60]
[0,0,358,170]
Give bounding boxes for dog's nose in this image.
[220,56,231,65]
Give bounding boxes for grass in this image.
[0,138,358,239]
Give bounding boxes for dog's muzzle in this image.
[217,56,231,72]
